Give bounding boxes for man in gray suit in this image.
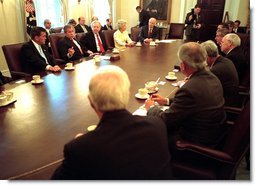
[145,42,227,148]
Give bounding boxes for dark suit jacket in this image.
[58,36,89,61]
[80,31,108,53]
[148,69,226,147]
[225,46,247,81]
[138,25,160,43]
[185,11,202,36]
[139,9,151,27]
[51,109,172,180]
[20,40,56,74]
[74,24,91,33]
[102,25,113,30]
[211,56,239,106]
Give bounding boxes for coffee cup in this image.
[168,72,176,77]
[150,41,156,45]
[155,39,160,43]
[94,55,101,62]
[32,75,41,83]
[0,94,7,105]
[138,88,148,97]
[112,48,119,54]
[136,42,142,46]
[66,63,73,68]
[4,91,13,101]
[145,81,157,91]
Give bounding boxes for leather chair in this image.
[171,101,250,180]
[130,27,141,42]
[48,33,66,64]
[2,43,31,80]
[102,29,116,49]
[75,32,86,42]
[165,23,185,39]
[51,27,63,33]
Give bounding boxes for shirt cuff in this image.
[45,65,51,70]
[165,98,170,106]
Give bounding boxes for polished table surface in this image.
[0,40,184,179]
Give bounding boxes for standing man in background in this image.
[136,6,151,27]
[185,4,203,42]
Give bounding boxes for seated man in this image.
[220,33,248,82]
[138,17,159,43]
[114,19,134,50]
[58,24,91,62]
[214,28,229,56]
[102,18,113,30]
[20,27,61,74]
[44,19,56,53]
[80,20,108,53]
[145,42,227,149]
[201,40,239,106]
[74,16,91,33]
[51,66,172,180]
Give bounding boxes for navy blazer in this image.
[20,40,56,74]
[51,109,172,180]
[138,25,160,43]
[80,31,108,53]
[58,36,89,61]
[148,69,227,148]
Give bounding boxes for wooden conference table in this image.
[0,40,184,179]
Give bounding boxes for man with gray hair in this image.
[81,20,108,53]
[52,65,172,180]
[220,33,247,81]
[201,40,239,106]
[138,17,160,43]
[145,42,226,148]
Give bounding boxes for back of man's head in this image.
[201,40,219,57]
[30,27,46,40]
[89,66,130,112]
[136,6,141,11]
[177,42,207,70]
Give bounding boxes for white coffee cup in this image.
[0,94,7,105]
[32,75,41,83]
[168,72,176,77]
[94,55,101,62]
[66,63,73,68]
[136,42,142,46]
[155,39,160,43]
[145,81,157,91]
[150,41,156,45]
[138,88,148,97]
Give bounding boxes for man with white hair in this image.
[201,40,239,106]
[52,65,172,180]
[81,20,108,53]
[145,42,226,148]
[138,17,160,43]
[220,33,247,81]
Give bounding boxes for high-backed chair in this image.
[171,101,250,180]
[2,43,31,80]
[51,27,63,33]
[130,27,141,42]
[165,23,185,39]
[102,29,116,49]
[75,32,86,42]
[48,33,66,64]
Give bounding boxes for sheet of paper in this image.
[159,40,176,43]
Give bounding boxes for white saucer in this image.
[147,87,159,94]
[165,76,177,81]
[135,93,150,100]
[65,66,75,70]
[31,79,44,84]
[136,44,142,47]
[112,50,119,54]
[0,98,17,107]
[150,43,156,46]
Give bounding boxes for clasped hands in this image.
[145,94,167,111]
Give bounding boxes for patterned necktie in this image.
[148,28,152,38]
[38,46,48,64]
[96,34,105,53]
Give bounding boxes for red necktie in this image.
[96,34,105,53]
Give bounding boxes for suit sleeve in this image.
[138,27,146,42]
[147,88,196,130]
[58,39,70,61]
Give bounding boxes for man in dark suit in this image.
[138,17,159,43]
[51,65,172,180]
[185,4,203,42]
[58,24,91,62]
[201,40,239,106]
[221,33,247,82]
[102,18,113,30]
[44,19,56,53]
[233,20,246,33]
[74,16,91,33]
[80,20,108,53]
[20,27,61,74]
[145,42,227,148]
[136,6,151,27]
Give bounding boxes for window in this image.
[34,0,64,28]
[94,0,111,24]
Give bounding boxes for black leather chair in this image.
[102,29,116,49]
[131,27,141,42]
[48,33,66,64]
[165,23,185,39]
[2,43,31,80]
[171,101,250,180]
